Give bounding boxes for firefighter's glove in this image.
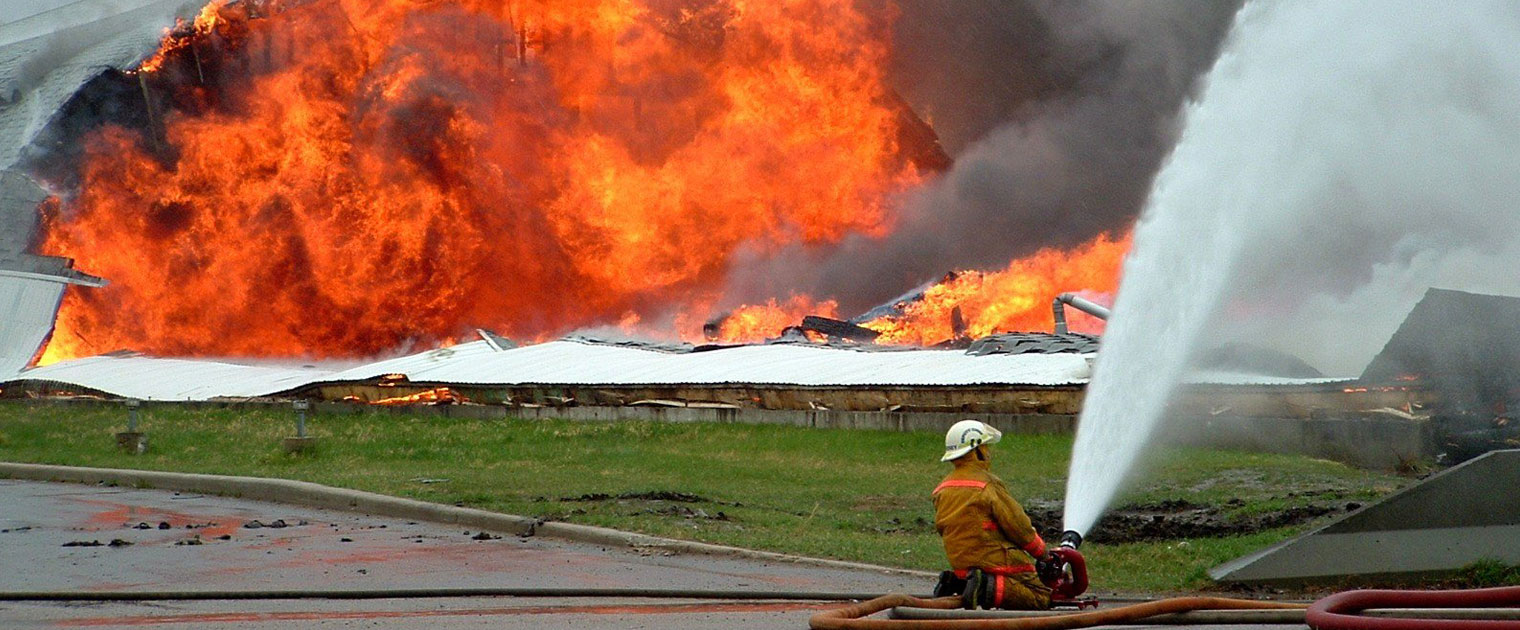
[1036,552,1065,584]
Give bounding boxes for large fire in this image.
[37,0,1126,362]
[710,230,1127,346]
[860,231,1126,344]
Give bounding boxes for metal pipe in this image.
[293,399,309,438]
[125,399,141,433]
[1051,293,1110,335]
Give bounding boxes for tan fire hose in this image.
[808,594,1308,629]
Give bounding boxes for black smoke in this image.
[722,0,1241,315]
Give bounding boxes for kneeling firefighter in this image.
[932,420,1057,610]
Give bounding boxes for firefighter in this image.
[931,419,1054,610]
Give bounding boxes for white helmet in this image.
[941,420,1002,462]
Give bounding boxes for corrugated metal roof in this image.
[11,355,332,400]
[967,332,1100,356]
[0,273,65,377]
[1184,370,1353,387]
[8,339,1097,399]
[325,339,1095,387]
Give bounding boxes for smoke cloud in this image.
[722,0,1241,315]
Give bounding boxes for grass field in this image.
[0,401,1411,593]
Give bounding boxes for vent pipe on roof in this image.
[1052,293,1111,335]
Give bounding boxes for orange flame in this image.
[135,1,225,75]
[859,232,1130,345]
[707,295,839,343]
[371,386,467,406]
[40,0,926,362]
[695,231,1129,345]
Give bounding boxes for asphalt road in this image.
[0,479,923,629]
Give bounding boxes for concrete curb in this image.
[0,462,933,579]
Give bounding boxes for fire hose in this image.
[811,534,1520,629]
[6,585,1517,628]
[809,594,1308,629]
[809,587,1520,629]
[1306,585,1520,629]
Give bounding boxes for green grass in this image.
[0,401,1408,593]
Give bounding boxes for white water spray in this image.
[1063,0,1520,536]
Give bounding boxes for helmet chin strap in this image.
[973,445,988,461]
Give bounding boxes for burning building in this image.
[0,0,1243,364]
[1359,288,1520,462]
[30,0,1488,467]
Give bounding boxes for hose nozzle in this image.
[1060,530,1083,549]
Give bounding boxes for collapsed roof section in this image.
[1,0,204,172]
[1,0,183,377]
[0,171,103,377]
[967,332,1099,356]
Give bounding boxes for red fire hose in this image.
[811,586,1520,629]
[809,594,1307,629]
[1306,585,1520,630]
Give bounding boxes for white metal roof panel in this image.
[0,273,64,378]
[10,355,333,400]
[1185,370,1355,386]
[324,340,1094,387]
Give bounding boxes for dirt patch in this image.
[545,490,741,522]
[644,504,732,520]
[561,491,716,503]
[1024,498,1359,544]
